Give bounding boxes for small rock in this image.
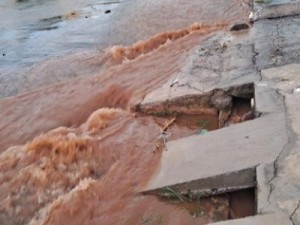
[294,87,300,93]
[230,23,249,31]
[170,79,178,87]
[249,12,254,21]
[105,10,111,14]
[211,91,232,111]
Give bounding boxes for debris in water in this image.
[198,129,208,135]
[162,117,176,132]
[170,79,179,87]
[251,98,254,109]
[249,12,254,21]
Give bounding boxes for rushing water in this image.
[0,0,251,98]
[0,0,251,224]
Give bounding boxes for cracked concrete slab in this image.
[139,32,259,108]
[257,64,300,224]
[261,64,300,93]
[253,17,300,70]
[145,112,287,192]
[256,164,278,214]
[254,83,285,113]
[253,0,300,20]
[139,11,300,222]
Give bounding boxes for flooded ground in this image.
[0,0,253,224]
[0,0,251,98]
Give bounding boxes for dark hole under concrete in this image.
[153,187,256,223]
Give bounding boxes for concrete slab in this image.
[261,63,300,94]
[208,213,292,225]
[253,17,300,70]
[262,63,300,81]
[254,83,285,114]
[257,64,300,223]
[256,164,277,213]
[253,0,300,20]
[139,32,259,109]
[145,113,287,192]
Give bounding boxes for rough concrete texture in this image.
[145,112,287,191]
[260,64,300,224]
[253,16,300,70]
[143,2,300,223]
[256,164,277,214]
[0,0,297,224]
[208,213,292,225]
[139,32,259,108]
[254,83,285,114]
[253,0,300,20]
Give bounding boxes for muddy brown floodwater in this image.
[0,0,252,224]
[0,109,203,225]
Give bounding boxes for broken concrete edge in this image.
[253,1,300,21]
[259,64,300,224]
[142,167,256,197]
[133,82,255,127]
[254,82,286,114]
[256,164,278,214]
[139,81,285,197]
[136,80,283,120]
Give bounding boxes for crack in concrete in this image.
[266,91,286,202]
[252,43,261,81]
[272,22,284,66]
[266,90,296,206]
[258,13,300,21]
[177,82,203,93]
[290,200,300,225]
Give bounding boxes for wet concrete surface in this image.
[253,16,300,70]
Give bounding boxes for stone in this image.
[210,90,232,111]
[230,23,250,31]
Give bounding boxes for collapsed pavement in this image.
[140,1,300,224]
[0,0,299,224]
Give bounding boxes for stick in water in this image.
[162,117,176,132]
